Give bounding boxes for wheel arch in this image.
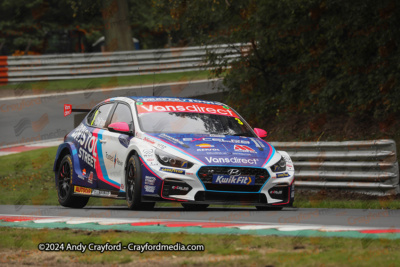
[124,148,155,210]
[54,147,71,173]
[53,142,81,187]
[125,149,139,172]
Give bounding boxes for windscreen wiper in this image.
[231,133,252,137]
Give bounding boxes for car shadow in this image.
[82,205,299,212]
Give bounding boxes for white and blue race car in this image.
[54,97,294,210]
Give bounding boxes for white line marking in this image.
[0,152,18,156]
[34,218,70,223]
[277,226,324,231]
[0,79,220,101]
[26,140,63,147]
[234,225,280,230]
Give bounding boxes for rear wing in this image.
[64,104,91,117]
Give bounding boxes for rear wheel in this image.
[126,154,155,210]
[255,206,283,211]
[181,203,209,211]
[57,154,89,208]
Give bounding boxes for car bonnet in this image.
[145,133,276,167]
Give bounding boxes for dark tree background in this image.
[1,0,399,124]
[0,0,175,54]
[155,0,400,125]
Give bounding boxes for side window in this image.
[86,109,97,125]
[88,104,113,128]
[110,103,134,131]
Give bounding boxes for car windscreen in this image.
[135,101,254,136]
[138,112,254,136]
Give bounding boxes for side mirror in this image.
[108,122,131,134]
[254,128,267,138]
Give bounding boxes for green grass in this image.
[0,147,59,205]
[0,227,399,266]
[0,70,211,92]
[0,147,122,206]
[1,146,399,209]
[294,192,400,209]
[295,199,400,209]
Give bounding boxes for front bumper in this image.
[142,160,295,206]
[144,178,294,206]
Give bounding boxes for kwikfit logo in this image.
[214,175,251,184]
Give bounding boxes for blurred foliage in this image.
[158,0,400,123]
[1,0,399,121]
[0,0,102,54]
[0,0,176,54]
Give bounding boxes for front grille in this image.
[197,166,270,192]
[195,191,268,203]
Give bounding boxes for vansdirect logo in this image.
[136,102,237,117]
[205,157,259,165]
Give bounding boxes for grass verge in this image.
[0,70,211,96]
[0,147,119,207]
[1,146,399,209]
[0,227,399,266]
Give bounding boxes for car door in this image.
[85,102,117,191]
[99,102,134,193]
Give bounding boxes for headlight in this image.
[271,156,286,172]
[155,149,194,169]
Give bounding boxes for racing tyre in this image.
[57,154,89,208]
[255,206,283,211]
[181,203,209,211]
[126,154,155,210]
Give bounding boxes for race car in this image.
[54,96,294,210]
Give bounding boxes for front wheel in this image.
[126,154,155,210]
[57,154,89,208]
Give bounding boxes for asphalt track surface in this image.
[0,205,398,229]
[0,79,224,148]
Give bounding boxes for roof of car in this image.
[128,96,225,105]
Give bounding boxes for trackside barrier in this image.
[270,140,399,195]
[0,44,248,84]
